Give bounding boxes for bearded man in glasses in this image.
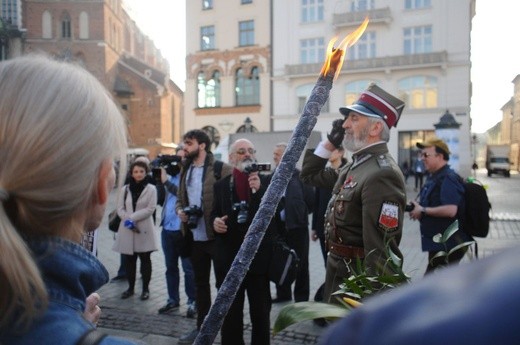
[409,138,472,274]
[211,138,281,345]
[301,84,406,306]
[175,129,233,344]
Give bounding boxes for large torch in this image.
[194,17,369,345]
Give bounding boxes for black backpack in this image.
[459,178,491,238]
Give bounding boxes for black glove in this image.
[327,118,345,149]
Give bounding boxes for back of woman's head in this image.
[0,55,128,329]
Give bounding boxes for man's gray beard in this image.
[238,158,255,171]
[342,127,369,152]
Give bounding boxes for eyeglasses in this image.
[235,148,256,155]
[421,152,437,158]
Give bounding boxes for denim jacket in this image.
[1,236,144,345]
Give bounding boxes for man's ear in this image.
[95,160,113,206]
[199,142,206,152]
[369,121,383,137]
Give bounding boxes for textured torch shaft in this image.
[194,74,334,345]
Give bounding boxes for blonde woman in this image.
[0,55,145,344]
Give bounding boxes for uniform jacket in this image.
[112,183,158,255]
[176,153,233,240]
[301,143,406,275]
[210,173,278,277]
[0,237,143,345]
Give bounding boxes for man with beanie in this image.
[301,83,406,304]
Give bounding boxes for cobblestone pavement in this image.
[95,172,520,344]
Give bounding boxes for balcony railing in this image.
[333,7,392,27]
[284,51,448,78]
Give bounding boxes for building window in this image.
[405,0,431,10]
[61,12,71,39]
[201,25,215,50]
[350,0,375,11]
[42,11,52,39]
[344,80,376,106]
[301,0,324,23]
[239,20,254,46]
[1,0,19,26]
[79,12,89,39]
[202,126,221,149]
[300,37,325,64]
[347,31,376,60]
[297,84,329,113]
[241,0,253,4]
[235,67,260,106]
[403,25,432,54]
[398,76,437,109]
[197,70,221,108]
[202,0,213,10]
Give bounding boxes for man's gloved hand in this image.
[327,118,345,149]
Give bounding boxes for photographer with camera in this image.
[175,130,232,344]
[154,148,197,318]
[211,138,279,345]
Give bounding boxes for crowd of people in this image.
[1,54,513,345]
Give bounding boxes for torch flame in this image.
[320,17,369,79]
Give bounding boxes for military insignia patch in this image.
[378,202,399,231]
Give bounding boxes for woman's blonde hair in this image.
[0,55,127,329]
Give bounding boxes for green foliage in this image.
[431,219,475,266]
[273,220,476,335]
[272,302,348,334]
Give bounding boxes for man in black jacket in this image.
[212,138,277,345]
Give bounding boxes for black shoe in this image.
[158,302,180,314]
[110,275,126,282]
[313,317,328,327]
[272,297,291,303]
[178,328,199,345]
[140,291,150,300]
[121,289,134,299]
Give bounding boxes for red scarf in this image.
[233,168,249,201]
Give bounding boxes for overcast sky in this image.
[125,0,519,134]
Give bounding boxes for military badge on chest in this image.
[378,201,399,232]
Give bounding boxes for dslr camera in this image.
[152,154,182,179]
[183,205,203,229]
[244,163,271,174]
[232,201,249,224]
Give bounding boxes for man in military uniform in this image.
[301,84,406,304]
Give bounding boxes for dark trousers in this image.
[276,226,310,302]
[161,230,195,304]
[190,240,215,328]
[124,252,152,293]
[217,273,271,345]
[415,172,424,190]
[425,246,468,274]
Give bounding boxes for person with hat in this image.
[301,83,407,305]
[409,138,472,274]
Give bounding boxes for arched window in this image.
[201,125,221,149]
[235,67,259,106]
[42,11,52,39]
[79,12,89,39]
[297,84,329,113]
[398,76,437,109]
[197,70,221,108]
[344,80,376,105]
[61,12,71,39]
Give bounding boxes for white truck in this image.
[486,144,511,177]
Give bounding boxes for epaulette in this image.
[376,154,392,169]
